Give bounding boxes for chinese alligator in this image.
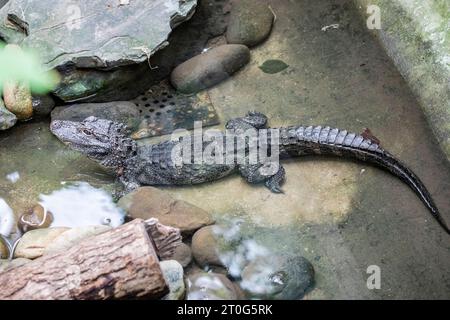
[50,112,450,234]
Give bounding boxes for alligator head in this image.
[50,116,137,169]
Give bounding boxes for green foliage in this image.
[0,42,59,94]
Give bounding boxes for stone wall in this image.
[353,0,450,163]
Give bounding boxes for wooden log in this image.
[0,219,168,300]
[146,218,183,260]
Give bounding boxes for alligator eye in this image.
[82,129,93,136]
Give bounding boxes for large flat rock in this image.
[0,0,197,70]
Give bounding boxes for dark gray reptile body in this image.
[50,112,449,234]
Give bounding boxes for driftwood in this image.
[0,218,182,300]
[146,218,183,260]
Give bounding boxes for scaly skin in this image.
[50,113,450,234]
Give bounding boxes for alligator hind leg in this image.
[239,162,286,193]
[264,164,286,193]
[226,111,268,131]
[241,111,268,129]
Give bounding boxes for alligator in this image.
[50,111,450,234]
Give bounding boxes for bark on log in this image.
[146,218,182,260]
[0,219,168,300]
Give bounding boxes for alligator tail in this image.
[366,150,450,234]
[278,125,450,234]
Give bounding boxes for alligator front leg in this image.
[112,175,141,200]
[239,161,286,193]
[121,175,141,194]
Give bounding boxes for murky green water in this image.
[1,0,450,299]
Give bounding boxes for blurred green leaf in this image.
[0,42,59,94]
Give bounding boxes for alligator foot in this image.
[226,111,269,131]
[239,161,285,193]
[264,165,286,193]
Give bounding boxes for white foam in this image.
[39,183,125,228]
[0,198,15,237]
[6,171,20,183]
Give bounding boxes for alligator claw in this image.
[265,180,284,194]
[271,186,284,194]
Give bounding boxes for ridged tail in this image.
[279,125,450,234]
[362,150,450,234]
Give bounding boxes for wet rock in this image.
[53,64,155,103]
[191,225,224,268]
[44,225,111,255]
[2,80,33,120]
[191,220,251,272]
[0,0,197,69]
[165,242,192,268]
[160,260,186,300]
[0,0,232,103]
[14,227,70,259]
[0,239,8,259]
[51,101,141,131]
[0,0,197,102]
[240,255,315,300]
[2,45,33,120]
[187,272,238,300]
[18,204,53,234]
[0,97,17,130]
[0,258,31,272]
[170,44,250,94]
[206,35,228,49]
[32,95,55,117]
[226,0,274,47]
[118,187,214,236]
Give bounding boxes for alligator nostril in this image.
[50,120,62,131]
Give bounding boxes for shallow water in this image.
[1,0,450,299]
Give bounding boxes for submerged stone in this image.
[240,254,315,300]
[186,272,238,300]
[226,0,274,47]
[161,260,186,300]
[170,44,250,94]
[18,204,53,234]
[191,225,224,268]
[165,242,193,268]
